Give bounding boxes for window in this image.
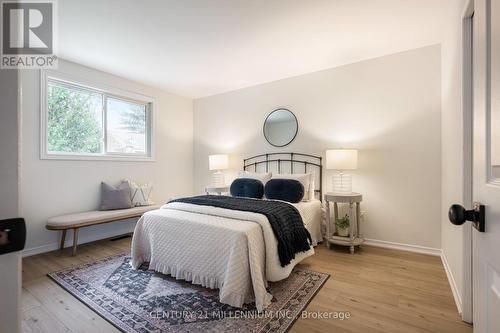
[106,97,147,155]
[41,71,154,161]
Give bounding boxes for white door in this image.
[472,0,500,331]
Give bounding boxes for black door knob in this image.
[0,218,26,255]
[448,204,473,225]
[448,203,486,232]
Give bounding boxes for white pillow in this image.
[309,178,316,201]
[238,171,272,184]
[272,173,313,201]
[128,181,154,206]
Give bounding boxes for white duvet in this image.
[130,199,322,312]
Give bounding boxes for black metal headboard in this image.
[243,152,323,201]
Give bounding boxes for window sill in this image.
[40,153,155,162]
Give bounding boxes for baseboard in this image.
[22,226,134,257]
[364,238,442,256]
[441,251,463,314]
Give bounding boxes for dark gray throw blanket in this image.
[169,195,312,267]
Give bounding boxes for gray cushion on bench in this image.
[46,205,160,229]
[100,181,133,211]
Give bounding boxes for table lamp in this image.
[209,154,229,186]
[326,149,358,193]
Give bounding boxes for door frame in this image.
[461,0,474,324]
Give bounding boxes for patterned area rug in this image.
[48,254,329,333]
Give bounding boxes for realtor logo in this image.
[1,0,57,68]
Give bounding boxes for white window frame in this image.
[40,69,155,161]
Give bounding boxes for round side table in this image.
[205,185,230,195]
[324,192,364,254]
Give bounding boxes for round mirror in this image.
[263,108,298,147]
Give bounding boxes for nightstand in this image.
[205,185,230,195]
[324,192,364,254]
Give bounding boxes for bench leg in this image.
[59,229,66,250]
[72,228,79,256]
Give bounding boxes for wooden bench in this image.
[46,205,160,255]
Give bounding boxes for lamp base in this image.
[332,173,352,193]
[212,171,225,187]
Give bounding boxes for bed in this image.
[131,153,323,312]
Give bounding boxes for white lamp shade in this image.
[209,154,229,170]
[326,149,358,170]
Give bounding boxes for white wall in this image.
[0,69,19,219]
[20,60,194,254]
[194,45,442,249]
[0,69,21,333]
[441,0,469,314]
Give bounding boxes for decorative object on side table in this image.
[209,154,229,186]
[205,185,230,195]
[335,214,350,237]
[326,149,358,193]
[324,192,364,254]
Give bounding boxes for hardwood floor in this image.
[22,238,472,333]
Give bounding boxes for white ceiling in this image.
[59,0,451,98]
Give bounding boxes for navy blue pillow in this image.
[264,179,304,203]
[230,178,264,199]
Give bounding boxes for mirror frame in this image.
[263,108,298,147]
